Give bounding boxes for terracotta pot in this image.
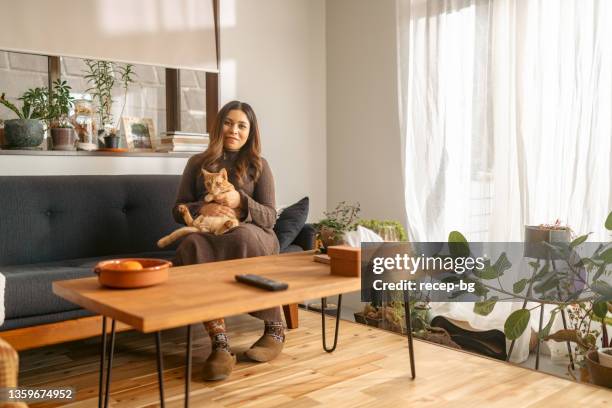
[586,350,612,388]
[94,258,172,289]
[319,226,344,248]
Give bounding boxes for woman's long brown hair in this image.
[200,100,263,185]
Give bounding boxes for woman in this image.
[172,101,283,381]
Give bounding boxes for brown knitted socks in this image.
[204,319,231,352]
[264,321,285,342]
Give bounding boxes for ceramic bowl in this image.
[94,258,171,289]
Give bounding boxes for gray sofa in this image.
[0,175,313,332]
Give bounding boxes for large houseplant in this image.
[0,88,49,149]
[83,59,135,148]
[445,211,612,384]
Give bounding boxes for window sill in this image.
[0,149,194,158]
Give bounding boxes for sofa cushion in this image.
[274,197,309,251]
[0,175,181,266]
[1,250,175,320]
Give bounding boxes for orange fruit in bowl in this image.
[118,260,144,271]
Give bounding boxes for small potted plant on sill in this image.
[315,201,361,252]
[48,80,76,151]
[84,59,135,149]
[0,88,49,149]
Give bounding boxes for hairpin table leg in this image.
[104,319,116,408]
[98,316,107,408]
[185,324,193,408]
[155,331,165,408]
[321,295,342,352]
[403,289,416,379]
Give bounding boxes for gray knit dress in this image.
[172,150,281,321]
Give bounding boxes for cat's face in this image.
[202,168,230,195]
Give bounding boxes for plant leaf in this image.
[605,211,612,231]
[538,310,558,339]
[504,309,531,340]
[544,329,588,349]
[570,234,589,248]
[597,248,612,264]
[474,297,498,316]
[448,231,470,258]
[593,263,607,282]
[513,278,529,294]
[592,281,612,301]
[593,301,609,319]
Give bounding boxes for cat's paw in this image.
[177,204,189,215]
[204,194,214,203]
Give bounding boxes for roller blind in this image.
[0,0,217,72]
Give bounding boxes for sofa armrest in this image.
[291,223,316,250]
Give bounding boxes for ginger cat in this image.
[157,168,240,248]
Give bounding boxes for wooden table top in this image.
[53,251,361,333]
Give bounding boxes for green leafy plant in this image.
[0,87,50,120]
[48,80,75,128]
[447,211,612,374]
[1,80,74,126]
[315,201,361,250]
[84,59,136,134]
[356,219,408,241]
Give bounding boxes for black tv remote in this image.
[235,274,289,291]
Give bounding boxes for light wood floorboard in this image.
[18,310,611,407]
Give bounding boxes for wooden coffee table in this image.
[53,251,416,407]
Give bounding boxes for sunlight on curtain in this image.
[398,0,612,243]
[397,0,612,364]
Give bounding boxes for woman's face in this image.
[222,109,250,151]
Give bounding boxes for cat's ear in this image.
[219,168,228,179]
[202,169,210,178]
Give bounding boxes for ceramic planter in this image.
[51,127,77,151]
[4,119,45,149]
[597,348,612,368]
[586,350,612,388]
[524,225,571,259]
[103,135,120,148]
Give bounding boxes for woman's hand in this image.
[214,190,242,209]
[200,203,237,218]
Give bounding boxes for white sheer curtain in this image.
[398,0,612,243]
[397,0,612,363]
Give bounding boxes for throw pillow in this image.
[274,197,309,250]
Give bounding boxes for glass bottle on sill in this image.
[73,98,97,151]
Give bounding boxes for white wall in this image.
[219,0,326,219]
[326,0,406,226]
[1,0,328,220]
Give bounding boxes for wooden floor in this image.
[19,310,610,408]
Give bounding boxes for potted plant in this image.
[446,211,612,386]
[0,88,49,149]
[48,80,76,151]
[83,59,135,148]
[315,201,361,252]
